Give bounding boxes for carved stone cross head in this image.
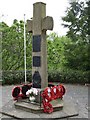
[27,2,53,34]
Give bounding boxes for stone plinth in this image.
[14,98,63,113]
[1,99,78,119]
[34,88,43,105]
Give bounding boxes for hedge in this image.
[2,69,89,85]
[2,70,32,85]
[48,69,89,84]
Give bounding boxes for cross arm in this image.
[27,20,33,32]
[42,16,54,31]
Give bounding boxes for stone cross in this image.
[27,2,53,89]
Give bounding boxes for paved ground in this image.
[0,84,89,119]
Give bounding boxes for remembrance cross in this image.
[27,2,53,89]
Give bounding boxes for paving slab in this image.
[1,99,78,119]
[0,113,2,118]
[0,86,2,109]
[1,115,15,119]
[57,118,68,120]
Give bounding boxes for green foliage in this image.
[1,20,32,71]
[1,18,89,85]
[1,24,70,71]
[2,69,89,85]
[62,0,90,71]
[62,0,90,41]
[63,39,90,71]
[47,33,71,70]
[2,70,32,85]
[48,69,89,84]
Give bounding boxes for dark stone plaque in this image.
[33,35,41,52]
[33,56,41,67]
[33,71,41,88]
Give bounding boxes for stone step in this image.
[14,98,63,113]
[1,99,78,119]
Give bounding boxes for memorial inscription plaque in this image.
[33,35,41,52]
[33,56,41,67]
[33,71,41,88]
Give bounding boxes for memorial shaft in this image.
[27,2,53,89]
[33,2,47,88]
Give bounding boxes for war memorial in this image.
[1,2,78,119]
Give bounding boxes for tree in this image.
[1,20,32,70]
[47,33,71,70]
[62,0,90,71]
[62,0,89,41]
[63,39,89,70]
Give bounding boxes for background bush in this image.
[2,70,32,85]
[2,70,89,85]
[48,69,89,84]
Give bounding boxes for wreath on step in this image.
[12,83,66,114]
[41,84,66,113]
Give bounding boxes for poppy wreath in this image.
[12,86,23,100]
[57,84,66,98]
[12,84,32,100]
[12,83,53,100]
[41,87,53,113]
[42,99,53,113]
[41,84,66,113]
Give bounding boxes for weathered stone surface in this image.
[14,98,63,113]
[34,88,43,103]
[57,118,68,120]
[42,16,54,30]
[1,99,78,119]
[27,2,53,89]
[1,115,15,119]
[63,99,78,117]
[1,84,88,118]
[33,2,46,35]
[0,113,2,118]
[1,100,40,118]
[27,20,33,32]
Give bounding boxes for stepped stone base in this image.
[14,98,63,113]
[1,99,78,119]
